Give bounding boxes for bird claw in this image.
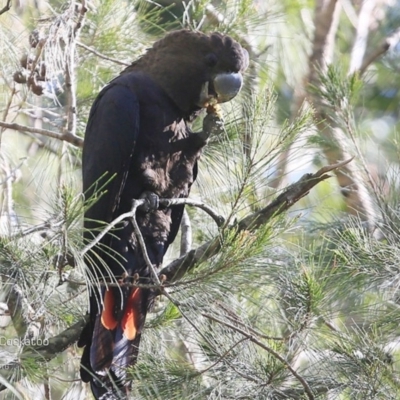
[201,110,224,141]
[139,191,159,212]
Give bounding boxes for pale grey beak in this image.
[213,72,243,103]
[197,72,244,108]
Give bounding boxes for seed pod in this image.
[39,62,46,80]
[27,75,44,96]
[13,71,27,84]
[20,54,28,69]
[31,83,44,96]
[29,29,40,48]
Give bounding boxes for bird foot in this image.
[138,191,159,213]
[200,108,224,141]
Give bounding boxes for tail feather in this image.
[121,288,142,340]
[101,289,118,330]
[90,315,114,371]
[90,370,128,400]
[79,286,149,400]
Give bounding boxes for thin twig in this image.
[358,28,400,76]
[219,312,284,342]
[81,196,221,302]
[77,41,130,66]
[81,204,144,257]
[202,313,315,400]
[160,159,353,281]
[180,209,192,256]
[82,197,225,258]
[348,0,376,74]
[28,36,46,85]
[0,121,83,147]
[131,209,215,356]
[0,0,11,16]
[11,219,63,238]
[74,0,87,35]
[65,1,87,136]
[0,86,16,138]
[21,109,66,132]
[64,278,163,289]
[129,200,161,285]
[1,160,349,393]
[195,337,248,376]
[164,198,224,227]
[44,380,50,400]
[5,283,33,339]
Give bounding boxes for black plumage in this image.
[78,30,248,399]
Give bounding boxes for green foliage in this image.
[1,0,400,399]
[316,65,363,110]
[0,186,86,396]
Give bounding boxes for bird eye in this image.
[205,53,218,67]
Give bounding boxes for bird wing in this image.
[80,82,140,392]
[82,82,139,235]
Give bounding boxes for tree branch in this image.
[180,209,192,256]
[349,0,376,74]
[0,0,11,16]
[0,317,88,392]
[160,159,352,282]
[304,0,377,226]
[81,198,224,258]
[65,1,87,136]
[0,159,350,392]
[269,0,341,190]
[194,336,248,376]
[130,200,161,286]
[269,0,380,228]
[5,284,31,339]
[167,198,224,226]
[309,0,340,86]
[358,28,400,76]
[202,313,315,400]
[23,317,88,361]
[0,121,83,147]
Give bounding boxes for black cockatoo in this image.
[78,29,248,399]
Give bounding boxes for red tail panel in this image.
[101,289,118,330]
[121,287,142,340]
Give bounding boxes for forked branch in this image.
[0,0,11,16]
[81,198,224,258]
[202,313,315,400]
[0,158,352,391]
[160,158,353,281]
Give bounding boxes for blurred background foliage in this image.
[0,0,400,399]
